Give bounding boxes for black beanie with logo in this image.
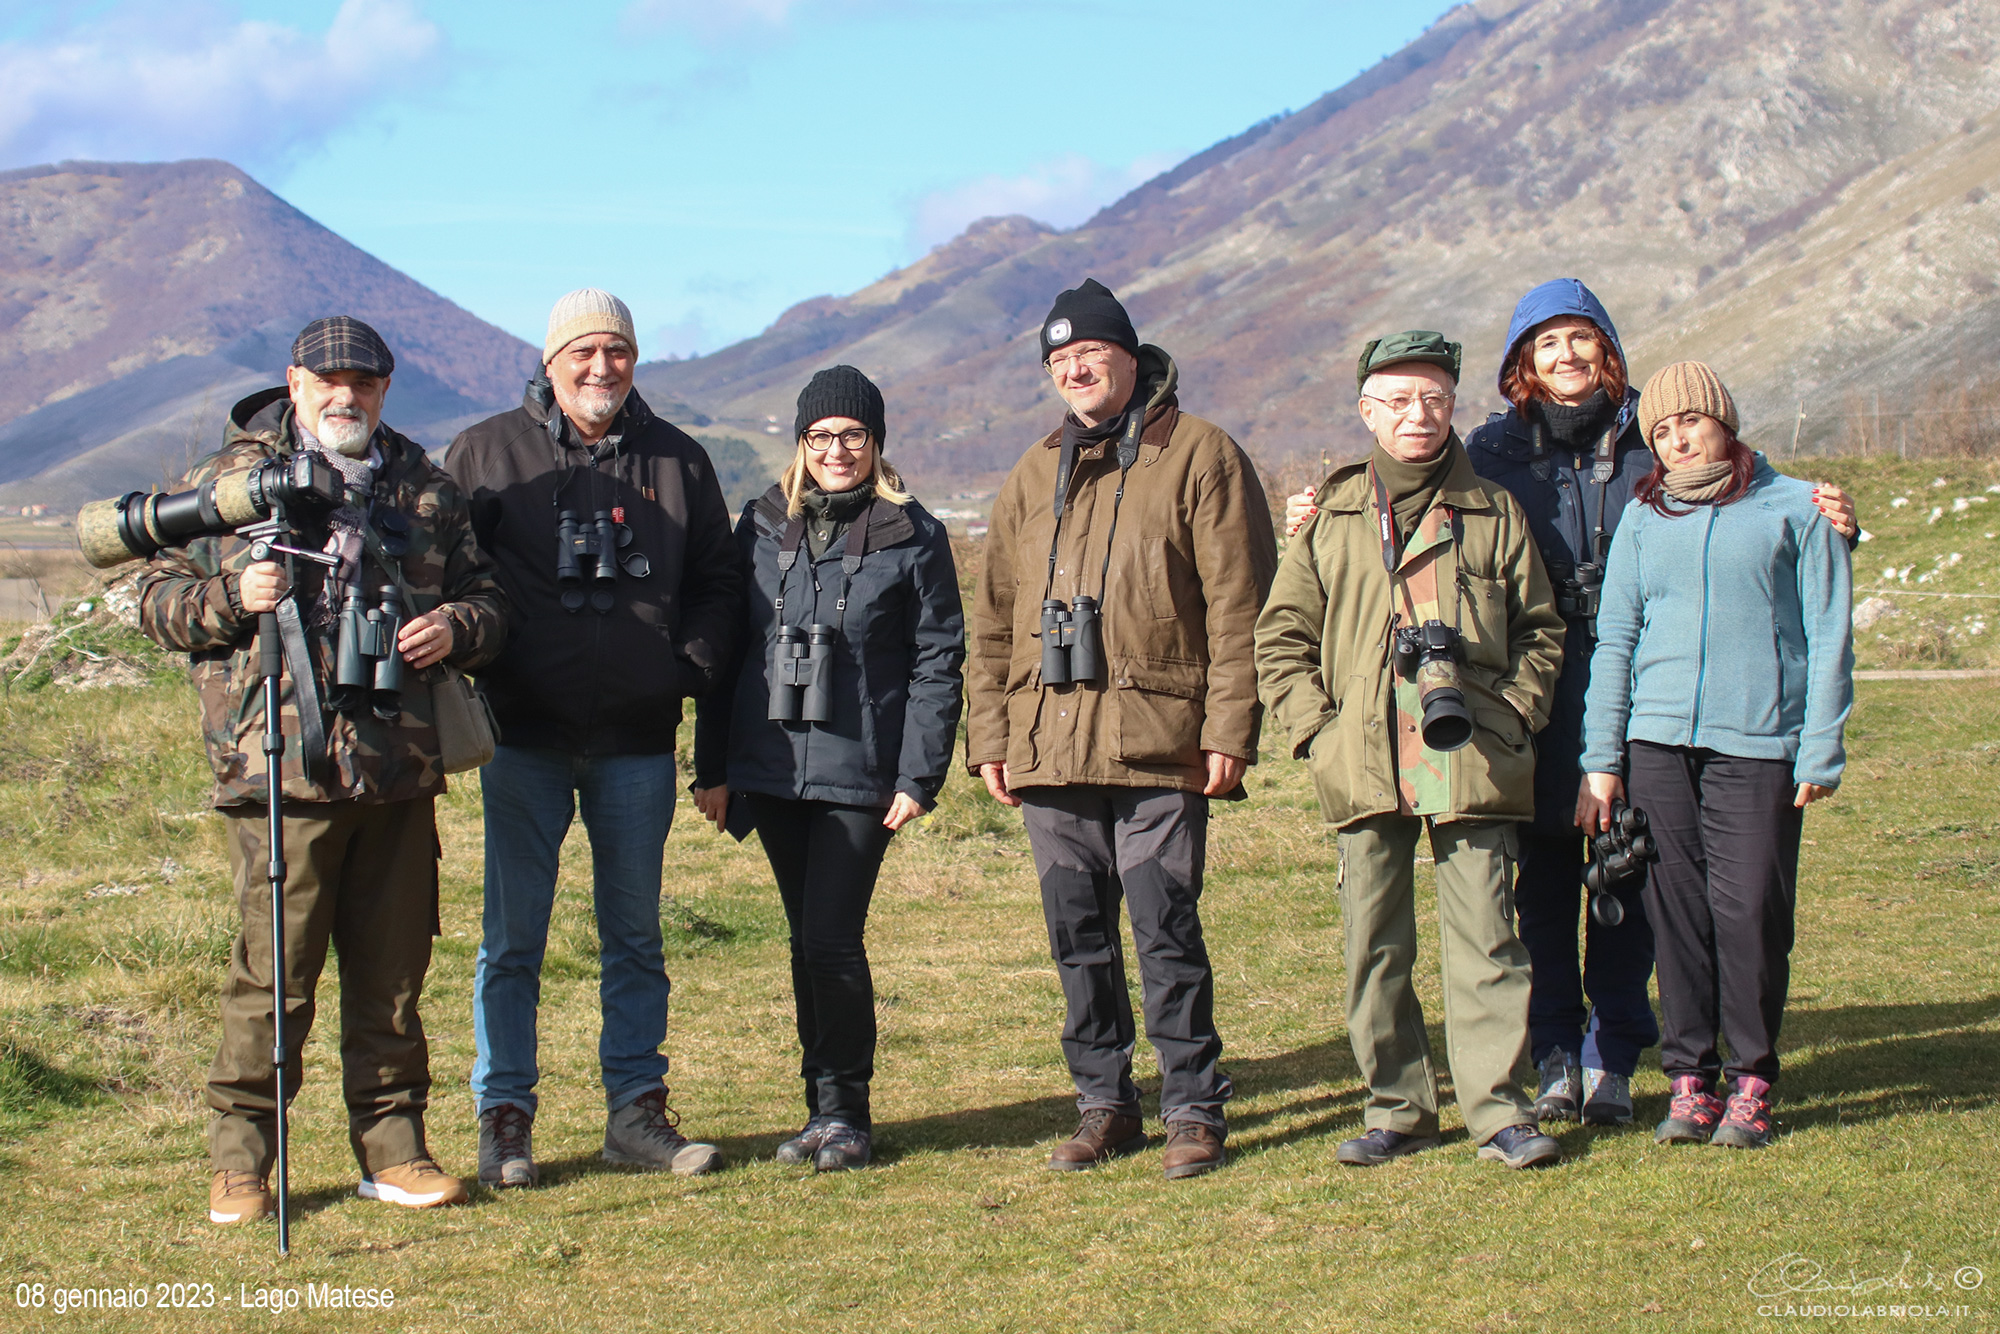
[794,364,888,449]
[1039,279,1139,363]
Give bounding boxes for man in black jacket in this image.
[443,289,741,1188]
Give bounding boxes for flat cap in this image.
[1357,330,1460,392]
[291,316,395,377]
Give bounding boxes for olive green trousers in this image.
[1336,814,1536,1144]
[209,799,439,1176]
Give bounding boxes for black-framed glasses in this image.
[804,428,872,452]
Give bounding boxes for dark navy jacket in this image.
[693,485,964,811]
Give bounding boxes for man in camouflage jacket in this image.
[136,317,508,1223]
[1255,332,1566,1172]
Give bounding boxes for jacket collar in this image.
[1317,433,1489,513]
[752,483,916,554]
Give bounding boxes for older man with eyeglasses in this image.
[1256,331,1567,1171]
[966,279,1277,1180]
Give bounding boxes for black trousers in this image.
[1514,828,1659,1076]
[1626,742,1801,1086]
[1017,786,1229,1130]
[746,793,895,1128]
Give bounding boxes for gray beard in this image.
[317,412,372,457]
[568,383,627,429]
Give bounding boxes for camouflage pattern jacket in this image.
[137,387,510,808]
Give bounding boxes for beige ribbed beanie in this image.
[1639,361,1739,443]
[544,289,637,364]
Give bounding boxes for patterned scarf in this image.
[296,421,382,626]
[1661,459,1734,503]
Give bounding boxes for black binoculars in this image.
[1584,800,1659,926]
[770,622,836,723]
[1039,596,1103,686]
[556,508,650,613]
[1391,617,1473,752]
[1552,560,1606,622]
[330,583,407,722]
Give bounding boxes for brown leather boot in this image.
[1160,1120,1227,1180]
[1046,1108,1147,1171]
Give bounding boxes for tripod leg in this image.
[259,610,290,1257]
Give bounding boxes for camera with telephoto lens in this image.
[769,622,836,723]
[555,508,649,613]
[330,583,408,721]
[1038,595,1103,686]
[76,452,346,569]
[1584,799,1658,927]
[1391,617,1473,751]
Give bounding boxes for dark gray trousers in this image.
[1018,785,1229,1129]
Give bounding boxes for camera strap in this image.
[1373,462,1466,633]
[1043,407,1144,604]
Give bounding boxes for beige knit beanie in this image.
[1638,360,1739,443]
[544,288,637,364]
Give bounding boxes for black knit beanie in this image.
[794,364,887,449]
[1039,278,1139,363]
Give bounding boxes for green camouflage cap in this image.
[1356,330,1462,392]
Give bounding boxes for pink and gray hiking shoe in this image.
[1654,1075,1724,1145]
[1710,1077,1776,1149]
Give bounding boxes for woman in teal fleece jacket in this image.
[1579,361,1852,1152]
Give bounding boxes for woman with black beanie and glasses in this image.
[692,365,964,1171]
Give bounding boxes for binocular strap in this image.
[773,507,869,638]
[1041,407,1145,606]
[274,597,332,785]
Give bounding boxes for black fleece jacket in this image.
[443,382,741,755]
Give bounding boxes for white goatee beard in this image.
[318,411,372,457]
[570,380,627,428]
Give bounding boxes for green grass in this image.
[0,480,1994,1332]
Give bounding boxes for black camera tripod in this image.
[241,516,338,1257]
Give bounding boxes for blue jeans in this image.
[471,746,676,1116]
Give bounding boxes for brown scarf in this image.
[1661,459,1734,503]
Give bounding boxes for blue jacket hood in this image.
[1499,279,1625,395]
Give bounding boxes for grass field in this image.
[1,457,1996,1332]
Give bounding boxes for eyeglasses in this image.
[804,428,872,452]
[1361,392,1455,419]
[1046,344,1116,377]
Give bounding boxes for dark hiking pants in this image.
[1018,785,1229,1130]
[746,794,896,1129]
[1627,741,1801,1087]
[211,799,439,1177]
[1515,827,1660,1077]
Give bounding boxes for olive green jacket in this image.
[1253,437,1564,827]
[965,347,1278,793]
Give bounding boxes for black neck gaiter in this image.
[1535,389,1618,452]
[1370,440,1454,539]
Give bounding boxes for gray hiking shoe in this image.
[604,1089,723,1176]
[812,1120,872,1172]
[1581,1069,1634,1126]
[1533,1049,1581,1123]
[478,1103,538,1188]
[775,1116,836,1165]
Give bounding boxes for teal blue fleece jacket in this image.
[1580,455,1853,787]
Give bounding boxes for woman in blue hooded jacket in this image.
[1287,281,1855,1127]
[1579,361,1853,1150]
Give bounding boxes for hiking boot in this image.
[1533,1049,1581,1123]
[1581,1069,1634,1126]
[358,1159,469,1209]
[775,1116,835,1165]
[1046,1109,1147,1171]
[1710,1077,1776,1150]
[1160,1121,1227,1180]
[603,1088,724,1176]
[478,1103,538,1188]
[1654,1075,1725,1145]
[1478,1123,1563,1170]
[208,1170,272,1225]
[812,1120,872,1172]
[1335,1127,1440,1166]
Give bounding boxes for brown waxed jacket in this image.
[966,347,1278,794]
[1254,436,1564,828]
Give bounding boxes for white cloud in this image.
[623,0,805,40]
[906,151,1179,254]
[0,0,443,172]
[647,312,713,360]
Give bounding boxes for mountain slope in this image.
[638,0,2000,487]
[0,159,539,506]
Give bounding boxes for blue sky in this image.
[1,0,1455,357]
